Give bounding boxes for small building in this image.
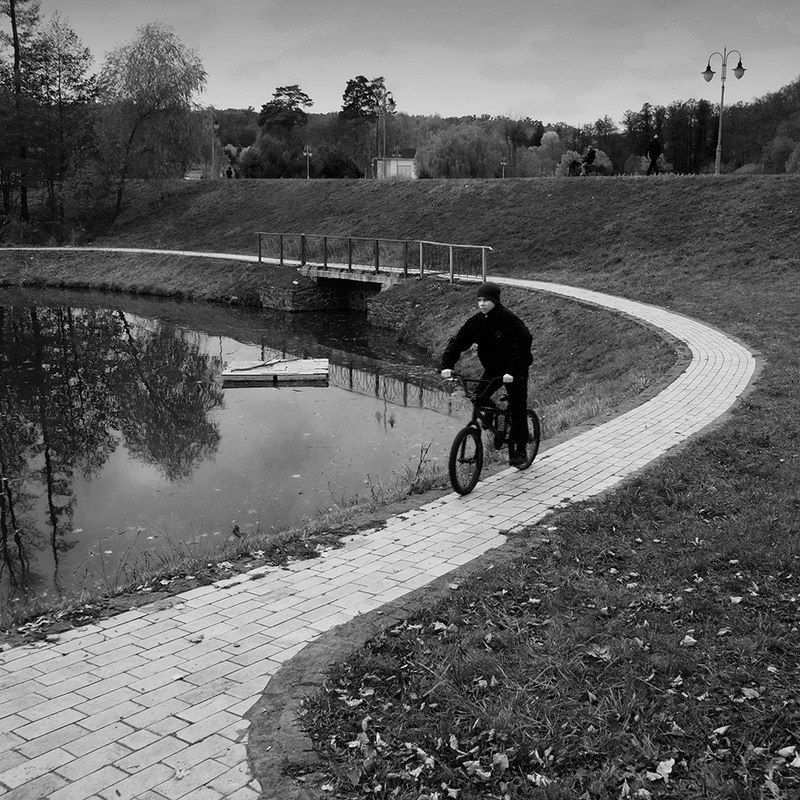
[375,147,418,179]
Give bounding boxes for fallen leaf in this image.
[647,757,675,783]
[526,772,551,786]
[492,752,509,771]
[586,643,612,661]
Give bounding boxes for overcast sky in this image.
[34,0,800,127]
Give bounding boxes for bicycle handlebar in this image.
[442,373,505,399]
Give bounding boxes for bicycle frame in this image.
[446,374,512,443]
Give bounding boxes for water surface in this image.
[0,289,466,602]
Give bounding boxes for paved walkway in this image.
[0,273,756,800]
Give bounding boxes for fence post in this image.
[323,236,328,268]
[300,234,306,266]
[449,246,454,284]
[403,241,409,277]
[279,235,284,265]
[257,233,262,264]
[419,241,424,276]
[481,247,487,281]
[375,239,380,274]
[348,238,353,271]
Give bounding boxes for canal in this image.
[0,288,467,604]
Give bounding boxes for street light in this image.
[373,88,396,179]
[500,157,507,178]
[303,145,312,180]
[702,46,746,175]
[212,117,220,179]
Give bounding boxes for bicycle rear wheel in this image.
[448,425,483,495]
[517,410,541,470]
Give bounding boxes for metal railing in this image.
[256,232,491,282]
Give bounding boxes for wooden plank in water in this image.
[221,358,329,387]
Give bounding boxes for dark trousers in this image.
[477,370,529,447]
[647,157,660,175]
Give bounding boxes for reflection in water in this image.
[0,302,223,603]
[0,290,464,606]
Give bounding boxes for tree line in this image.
[225,78,800,180]
[1,0,207,240]
[2,0,800,243]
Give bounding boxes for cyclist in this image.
[580,144,597,176]
[440,282,533,466]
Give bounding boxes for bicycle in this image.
[444,374,541,495]
[568,159,599,177]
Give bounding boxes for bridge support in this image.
[257,265,400,312]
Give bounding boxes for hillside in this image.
[106,175,799,277]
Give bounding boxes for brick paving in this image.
[0,274,756,799]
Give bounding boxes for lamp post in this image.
[303,145,312,180]
[212,118,220,179]
[373,88,395,179]
[500,157,507,178]
[702,46,746,175]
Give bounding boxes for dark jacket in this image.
[647,138,662,159]
[440,304,533,376]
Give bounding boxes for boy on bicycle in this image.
[440,282,533,466]
[580,144,597,175]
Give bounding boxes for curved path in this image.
[0,264,757,800]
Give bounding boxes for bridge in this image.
[256,231,492,289]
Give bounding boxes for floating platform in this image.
[221,358,329,387]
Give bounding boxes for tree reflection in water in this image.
[0,303,223,604]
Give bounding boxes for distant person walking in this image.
[646,135,663,175]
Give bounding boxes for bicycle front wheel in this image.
[518,410,541,470]
[449,425,484,495]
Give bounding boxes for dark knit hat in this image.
[476,282,501,304]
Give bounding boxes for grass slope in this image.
[104,175,799,274]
